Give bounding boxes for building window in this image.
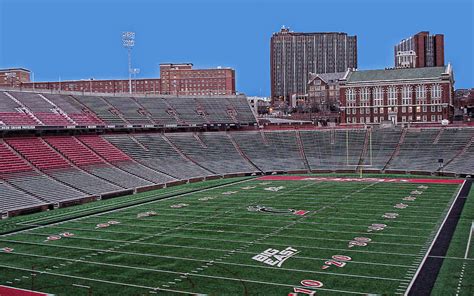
[346,117,351,123]
[416,85,426,99]
[431,105,436,112]
[438,115,442,121]
[380,116,384,122]
[366,117,370,123]
[437,105,442,112]
[402,107,406,113]
[431,84,442,99]
[360,117,364,123]
[346,88,356,101]
[360,87,370,104]
[379,107,384,114]
[402,85,411,105]
[402,116,406,122]
[374,87,383,106]
[431,115,436,122]
[422,106,427,112]
[388,86,397,105]
[374,108,378,114]
[423,115,427,122]
[361,108,365,115]
[374,117,378,123]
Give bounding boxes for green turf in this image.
[0,175,466,295]
[431,183,474,296]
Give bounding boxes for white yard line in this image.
[404,181,466,295]
[464,221,473,259]
[0,238,412,268]
[0,252,385,294]
[0,263,194,295]
[28,221,425,247]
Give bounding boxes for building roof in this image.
[0,68,31,73]
[346,66,448,83]
[308,72,346,84]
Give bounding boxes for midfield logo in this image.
[247,205,309,216]
[252,247,298,267]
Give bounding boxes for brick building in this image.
[270,27,357,103]
[0,68,31,87]
[306,72,345,112]
[394,31,444,68]
[22,78,161,94]
[340,65,454,125]
[2,64,235,95]
[159,63,235,95]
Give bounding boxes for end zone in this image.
[257,175,464,184]
[0,285,55,296]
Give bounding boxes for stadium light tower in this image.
[122,31,135,94]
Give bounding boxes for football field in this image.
[0,175,470,295]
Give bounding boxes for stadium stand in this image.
[229,131,307,172]
[9,91,72,126]
[72,95,129,126]
[0,92,39,127]
[0,180,47,213]
[0,90,256,129]
[42,93,104,126]
[100,96,154,125]
[44,136,152,188]
[166,132,258,174]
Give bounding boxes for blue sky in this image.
[0,0,472,96]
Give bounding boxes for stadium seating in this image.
[230,131,307,172]
[9,91,72,126]
[44,136,153,188]
[0,90,256,128]
[1,127,474,216]
[42,94,104,126]
[166,132,258,174]
[0,181,47,213]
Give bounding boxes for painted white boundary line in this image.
[404,180,466,295]
[464,221,474,259]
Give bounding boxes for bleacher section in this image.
[1,127,474,216]
[42,94,104,126]
[230,131,307,172]
[9,91,72,126]
[44,136,152,188]
[0,92,38,127]
[0,90,256,129]
[166,132,257,174]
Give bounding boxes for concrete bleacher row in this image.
[0,90,257,129]
[0,127,473,216]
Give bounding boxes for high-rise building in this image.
[394,31,444,69]
[270,27,357,103]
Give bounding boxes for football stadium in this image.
[0,89,472,295]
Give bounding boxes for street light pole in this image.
[122,31,135,95]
